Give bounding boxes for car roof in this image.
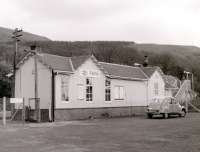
[151,96,175,99]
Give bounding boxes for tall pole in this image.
[34,53,40,122]
[34,54,38,100]
[12,28,23,97]
[191,73,194,91]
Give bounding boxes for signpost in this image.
[10,98,23,104]
[80,69,100,77]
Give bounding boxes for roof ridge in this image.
[69,58,75,71]
[70,54,91,58]
[99,61,139,69]
[41,53,70,59]
[141,66,158,69]
[138,67,149,78]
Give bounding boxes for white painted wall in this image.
[55,58,148,109]
[15,56,52,109]
[147,70,165,104]
[110,79,148,106]
[15,57,150,110]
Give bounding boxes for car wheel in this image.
[147,113,153,118]
[181,109,186,117]
[163,113,168,119]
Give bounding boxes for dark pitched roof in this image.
[141,67,181,90]
[37,53,73,72]
[71,55,91,70]
[17,53,147,80]
[163,75,180,89]
[141,66,164,78]
[165,82,176,89]
[99,62,147,80]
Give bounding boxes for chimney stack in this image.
[30,44,36,51]
[143,55,148,67]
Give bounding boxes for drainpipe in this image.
[146,81,149,106]
[51,70,55,122]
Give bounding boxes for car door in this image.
[168,98,174,113]
[174,102,182,113]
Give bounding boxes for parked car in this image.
[146,96,186,119]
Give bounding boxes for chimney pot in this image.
[143,55,149,67]
[30,45,36,50]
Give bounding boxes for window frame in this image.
[86,78,93,102]
[154,82,159,96]
[114,86,125,100]
[77,84,84,100]
[105,79,111,102]
[61,75,69,102]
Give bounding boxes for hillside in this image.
[0,27,50,42]
[128,43,200,72]
[0,40,200,97]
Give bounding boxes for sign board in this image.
[80,69,100,78]
[10,98,23,104]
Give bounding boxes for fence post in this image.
[3,97,6,126]
[22,98,25,123]
[38,98,41,122]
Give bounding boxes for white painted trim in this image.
[16,52,33,68]
[99,61,141,69]
[108,75,147,81]
[105,100,112,103]
[61,100,70,103]
[69,58,75,71]
[139,67,149,79]
[54,70,74,74]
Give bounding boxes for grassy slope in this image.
[0,27,50,42]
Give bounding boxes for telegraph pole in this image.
[12,28,23,97]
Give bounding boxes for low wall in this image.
[13,106,147,122]
[13,109,49,122]
[55,106,147,121]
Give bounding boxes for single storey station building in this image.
[14,52,169,121]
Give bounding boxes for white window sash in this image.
[61,75,69,101]
[114,86,124,100]
[119,87,124,99]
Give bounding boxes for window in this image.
[78,84,84,100]
[114,86,124,100]
[86,78,93,101]
[61,75,69,101]
[154,82,159,96]
[105,79,111,101]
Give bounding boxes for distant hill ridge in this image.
[0,27,50,42]
[0,26,200,96]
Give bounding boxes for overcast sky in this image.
[1,0,200,46]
